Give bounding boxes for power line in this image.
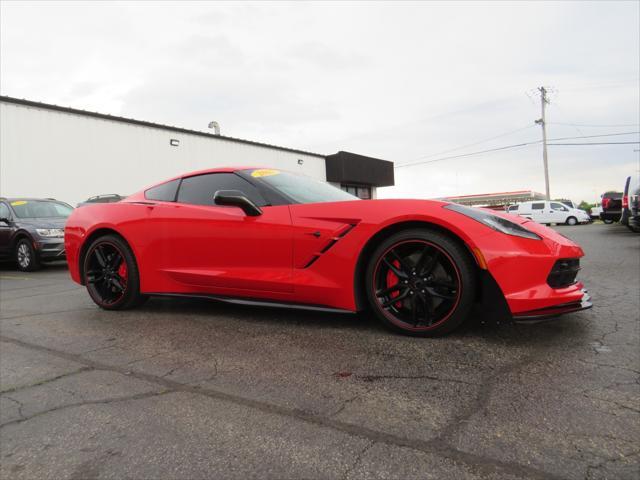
[413,124,535,161]
[396,135,640,169]
[395,141,540,168]
[549,122,640,128]
[546,131,639,141]
[547,141,640,146]
[399,130,639,169]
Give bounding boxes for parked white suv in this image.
[507,201,590,225]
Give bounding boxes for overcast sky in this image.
[1,1,639,202]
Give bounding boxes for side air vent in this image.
[302,224,356,268]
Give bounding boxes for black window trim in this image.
[175,172,270,208]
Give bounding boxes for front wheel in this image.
[15,239,41,272]
[365,229,476,337]
[566,216,578,226]
[603,218,614,224]
[83,234,142,310]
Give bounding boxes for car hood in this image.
[18,217,67,229]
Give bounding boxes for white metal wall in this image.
[0,102,327,206]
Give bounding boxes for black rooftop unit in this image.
[325,151,394,188]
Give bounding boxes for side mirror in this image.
[213,190,262,216]
[0,217,11,225]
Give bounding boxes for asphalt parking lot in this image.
[0,223,638,480]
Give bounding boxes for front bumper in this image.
[35,238,66,260]
[513,289,592,322]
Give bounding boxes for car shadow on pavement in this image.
[135,294,591,347]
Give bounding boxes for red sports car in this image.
[65,167,591,336]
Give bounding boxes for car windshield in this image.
[10,200,73,218]
[246,169,359,204]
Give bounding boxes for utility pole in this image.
[535,86,551,200]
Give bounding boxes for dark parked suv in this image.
[0,198,73,271]
[77,194,123,208]
[599,191,623,224]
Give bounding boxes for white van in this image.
[507,201,590,225]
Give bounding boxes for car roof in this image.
[154,166,264,185]
[2,197,66,203]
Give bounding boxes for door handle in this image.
[305,231,321,238]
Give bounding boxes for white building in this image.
[0,96,394,206]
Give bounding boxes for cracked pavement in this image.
[0,223,638,479]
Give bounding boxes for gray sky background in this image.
[1,1,638,203]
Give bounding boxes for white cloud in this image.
[1,0,638,202]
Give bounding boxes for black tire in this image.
[365,229,476,337]
[566,216,578,226]
[603,218,614,224]
[83,234,142,310]
[15,238,41,272]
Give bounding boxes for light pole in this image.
[535,86,551,200]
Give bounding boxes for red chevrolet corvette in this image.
[65,167,591,336]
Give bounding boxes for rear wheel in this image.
[566,216,578,226]
[15,238,41,272]
[603,218,614,224]
[365,229,476,337]
[83,234,142,310]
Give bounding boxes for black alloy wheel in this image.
[366,229,476,336]
[83,234,142,310]
[16,238,41,272]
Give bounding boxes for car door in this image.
[529,202,546,223]
[549,202,569,223]
[144,173,294,294]
[0,202,15,260]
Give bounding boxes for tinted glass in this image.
[177,173,266,206]
[531,203,545,210]
[248,169,358,204]
[10,200,73,218]
[146,179,180,202]
[508,205,518,211]
[550,202,567,211]
[0,203,10,219]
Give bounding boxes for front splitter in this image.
[512,289,592,323]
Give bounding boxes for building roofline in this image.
[444,190,541,200]
[0,95,326,159]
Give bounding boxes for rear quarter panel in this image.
[65,202,155,284]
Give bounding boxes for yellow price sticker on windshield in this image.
[251,169,280,178]
[11,200,27,206]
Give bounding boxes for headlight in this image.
[36,228,64,238]
[444,204,542,240]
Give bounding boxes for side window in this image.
[177,173,267,207]
[550,202,567,211]
[531,203,545,210]
[145,179,181,202]
[0,203,10,219]
[508,205,518,212]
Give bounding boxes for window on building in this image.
[145,179,181,202]
[177,173,267,207]
[532,203,545,210]
[340,184,372,200]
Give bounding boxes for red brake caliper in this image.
[117,261,128,286]
[385,260,403,308]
